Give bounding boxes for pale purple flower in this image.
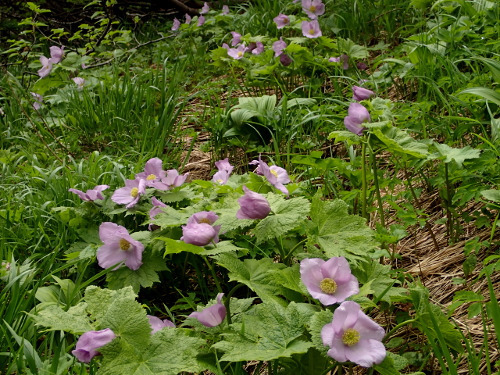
[97,222,144,270]
[148,315,175,333]
[300,257,359,305]
[216,158,233,173]
[344,102,370,136]
[212,158,233,184]
[357,62,368,70]
[185,14,192,24]
[321,301,386,367]
[111,178,146,208]
[252,41,264,55]
[149,197,167,220]
[72,329,116,363]
[200,2,210,14]
[38,56,53,78]
[273,14,290,29]
[280,53,293,66]
[69,185,109,201]
[172,18,180,31]
[329,54,349,70]
[222,43,230,50]
[250,158,290,195]
[272,37,287,57]
[72,77,85,90]
[188,293,226,327]
[302,0,325,19]
[136,157,168,189]
[222,5,229,14]
[236,186,271,219]
[197,15,205,26]
[302,20,322,38]
[49,46,64,63]
[181,211,221,246]
[161,169,188,189]
[230,31,241,46]
[228,44,246,60]
[31,92,43,110]
[352,86,375,101]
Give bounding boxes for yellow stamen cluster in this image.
[119,238,131,251]
[198,218,211,224]
[130,187,139,197]
[237,51,243,58]
[342,328,360,346]
[270,169,278,177]
[320,278,337,294]
[309,5,316,11]
[146,174,156,180]
[309,29,315,35]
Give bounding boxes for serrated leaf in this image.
[434,143,481,167]
[160,238,204,255]
[307,310,333,354]
[98,328,207,375]
[373,352,409,374]
[199,240,248,256]
[307,195,378,262]
[354,260,405,304]
[254,195,310,243]
[32,303,93,334]
[212,302,315,362]
[84,286,137,322]
[153,206,191,228]
[106,252,167,293]
[214,205,254,233]
[370,125,429,158]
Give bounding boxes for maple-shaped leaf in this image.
[433,142,481,168]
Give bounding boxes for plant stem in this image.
[361,140,368,220]
[202,256,223,294]
[371,151,385,228]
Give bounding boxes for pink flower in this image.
[230,31,241,46]
[97,222,144,270]
[329,54,349,70]
[149,197,167,220]
[31,92,43,110]
[300,257,359,305]
[38,56,53,78]
[148,315,175,333]
[111,178,146,208]
[252,41,264,55]
[352,86,375,101]
[172,18,180,31]
[69,185,109,201]
[72,77,85,90]
[197,15,205,26]
[357,62,368,70]
[136,157,168,189]
[161,169,188,189]
[222,43,230,50]
[188,293,226,327]
[200,2,209,14]
[72,329,115,363]
[236,186,271,219]
[344,102,370,136]
[302,20,322,38]
[302,0,325,19]
[228,44,246,60]
[212,158,234,184]
[280,53,293,66]
[185,14,192,24]
[321,301,386,367]
[272,37,287,57]
[250,158,290,195]
[222,5,229,14]
[49,46,64,63]
[273,14,290,29]
[181,211,221,246]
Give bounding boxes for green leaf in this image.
[214,253,287,305]
[212,302,316,362]
[106,252,167,293]
[370,125,429,158]
[307,195,378,262]
[32,303,93,334]
[307,310,333,354]
[153,206,191,228]
[459,87,500,106]
[254,194,310,243]
[199,240,248,256]
[354,260,406,304]
[230,95,277,126]
[433,143,481,167]
[160,238,204,255]
[481,189,500,203]
[98,328,207,375]
[373,352,409,374]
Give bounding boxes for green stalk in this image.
[361,140,368,220]
[371,151,385,228]
[202,256,223,294]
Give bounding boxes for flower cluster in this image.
[38,46,64,78]
[212,158,234,184]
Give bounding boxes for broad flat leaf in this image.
[32,303,93,334]
[84,286,151,351]
[199,240,248,256]
[481,189,500,203]
[212,302,316,362]
[214,203,255,233]
[370,125,429,158]
[98,328,207,375]
[153,206,191,228]
[434,143,481,167]
[214,253,287,305]
[230,95,277,126]
[106,252,167,293]
[354,260,405,304]
[459,87,500,106]
[307,195,378,262]
[160,238,204,255]
[307,310,333,354]
[254,194,310,243]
